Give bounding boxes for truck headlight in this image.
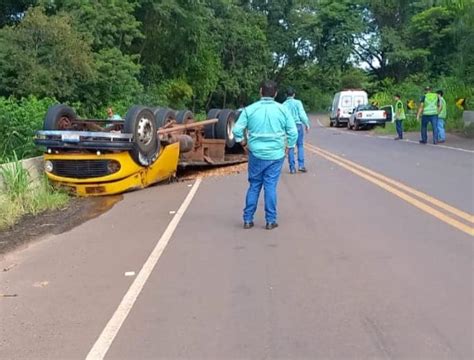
[44,160,53,173]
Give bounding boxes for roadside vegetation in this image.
[0,154,69,230]
[0,0,473,163]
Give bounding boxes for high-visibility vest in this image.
[395,100,406,120]
[423,92,439,115]
[438,97,447,119]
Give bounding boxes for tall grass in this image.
[0,155,69,229]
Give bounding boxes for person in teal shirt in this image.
[233,80,298,230]
[437,90,447,143]
[283,87,310,173]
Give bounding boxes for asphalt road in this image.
[1,115,473,359]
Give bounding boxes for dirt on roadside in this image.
[0,195,122,256]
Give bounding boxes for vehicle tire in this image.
[329,119,334,127]
[354,121,360,131]
[124,106,160,166]
[381,122,386,128]
[334,119,340,127]
[43,104,77,130]
[215,109,237,148]
[204,108,221,139]
[347,120,352,130]
[176,110,194,124]
[155,108,176,128]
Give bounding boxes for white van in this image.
[329,90,368,127]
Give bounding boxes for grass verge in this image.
[0,155,69,230]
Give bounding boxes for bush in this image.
[0,156,69,229]
[0,96,57,162]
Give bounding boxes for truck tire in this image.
[347,120,352,130]
[204,108,221,139]
[43,104,76,130]
[353,120,360,131]
[329,119,334,127]
[124,106,160,166]
[216,109,237,148]
[155,108,176,128]
[176,110,194,124]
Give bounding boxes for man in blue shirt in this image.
[283,88,310,173]
[233,80,298,230]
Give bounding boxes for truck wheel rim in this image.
[227,118,235,141]
[137,117,153,145]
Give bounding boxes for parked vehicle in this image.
[347,104,393,130]
[329,90,368,127]
[35,105,245,196]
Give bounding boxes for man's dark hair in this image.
[395,94,401,99]
[437,90,444,96]
[260,80,278,97]
[287,87,296,96]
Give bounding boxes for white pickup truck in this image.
[347,104,393,130]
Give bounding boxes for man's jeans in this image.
[421,115,438,144]
[437,117,446,142]
[288,124,305,171]
[395,120,403,139]
[244,152,284,224]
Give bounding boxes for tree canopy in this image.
[0,0,472,114]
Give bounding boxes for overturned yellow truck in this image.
[34,105,245,196]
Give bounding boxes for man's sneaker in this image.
[419,140,427,144]
[243,222,254,229]
[265,223,279,230]
[290,169,296,174]
[298,167,307,173]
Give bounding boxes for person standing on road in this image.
[417,86,439,144]
[394,94,406,140]
[437,90,447,143]
[283,87,310,174]
[233,80,298,230]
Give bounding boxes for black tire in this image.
[353,120,360,131]
[155,108,176,128]
[176,110,194,124]
[43,104,77,130]
[204,108,221,139]
[124,106,160,166]
[216,109,237,148]
[335,119,340,127]
[329,119,334,127]
[347,120,352,130]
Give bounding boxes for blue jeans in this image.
[288,124,305,171]
[395,120,403,139]
[421,115,438,144]
[244,152,284,224]
[437,117,446,141]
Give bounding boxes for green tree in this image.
[0,6,94,100]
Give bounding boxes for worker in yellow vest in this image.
[393,94,405,140]
[416,86,439,144]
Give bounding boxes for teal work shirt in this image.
[233,97,298,160]
[283,97,310,128]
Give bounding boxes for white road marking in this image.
[124,272,135,277]
[85,178,203,360]
[319,126,474,153]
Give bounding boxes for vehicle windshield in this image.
[357,104,378,111]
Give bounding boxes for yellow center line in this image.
[306,143,474,224]
[305,144,474,237]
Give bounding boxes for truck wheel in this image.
[176,110,194,124]
[43,104,76,130]
[155,108,176,128]
[124,106,160,166]
[334,119,340,127]
[347,120,352,130]
[329,119,334,127]
[216,109,237,148]
[354,121,360,131]
[204,108,221,139]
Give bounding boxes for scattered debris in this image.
[2,263,17,272]
[0,293,18,298]
[178,163,247,181]
[33,281,49,288]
